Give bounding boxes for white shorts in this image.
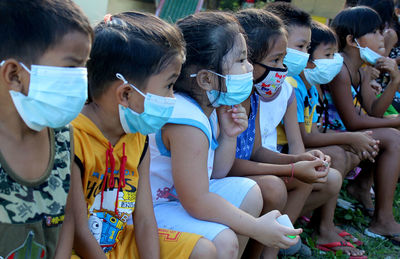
[153,177,256,240]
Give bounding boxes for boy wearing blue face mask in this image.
[0,0,93,258]
[70,12,214,259]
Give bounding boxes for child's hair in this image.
[331,6,382,51]
[308,21,338,60]
[87,11,185,102]
[358,0,395,26]
[264,2,311,29]
[235,9,287,64]
[0,0,92,64]
[174,12,244,102]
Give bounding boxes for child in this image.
[328,6,400,245]
[71,12,213,259]
[264,1,313,153]
[291,21,377,256]
[0,0,92,258]
[148,11,302,259]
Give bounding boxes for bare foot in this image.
[346,182,374,216]
[369,220,400,243]
[316,227,365,256]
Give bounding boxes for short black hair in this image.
[331,6,382,51]
[175,11,244,104]
[235,8,286,63]
[0,0,93,64]
[87,11,185,101]
[358,0,395,26]
[264,2,311,30]
[309,21,337,60]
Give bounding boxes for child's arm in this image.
[282,97,306,154]
[164,123,302,248]
[328,66,400,130]
[300,122,378,162]
[72,161,107,259]
[360,59,400,117]
[134,147,160,259]
[212,104,248,179]
[54,174,75,259]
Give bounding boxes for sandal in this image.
[338,230,363,246]
[364,228,400,246]
[316,241,368,259]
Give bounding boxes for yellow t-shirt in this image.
[72,114,200,259]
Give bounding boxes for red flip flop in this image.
[316,241,367,259]
[339,230,364,246]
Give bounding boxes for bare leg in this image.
[368,128,400,238]
[242,175,287,259]
[237,185,263,259]
[190,238,217,259]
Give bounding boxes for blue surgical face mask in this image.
[355,39,382,65]
[254,63,288,101]
[116,73,176,135]
[303,53,344,86]
[0,61,88,131]
[191,70,253,107]
[283,48,310,77]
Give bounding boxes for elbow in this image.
[180,197,209,220]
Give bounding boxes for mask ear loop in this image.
[354,39,362,49]
[116,73,146,98]
[190,70,227,79]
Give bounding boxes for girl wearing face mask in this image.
[148,12,302,259]
[327,6,400,246]
[230,9,363,258]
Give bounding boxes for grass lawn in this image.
[283,180,400,259]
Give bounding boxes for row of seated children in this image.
[1,0,400,258]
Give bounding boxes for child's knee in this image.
[257,175,287,211]
[239,184,263,217]
[325,168,342,196]
[213,229,239,259]
[190,237,217,259]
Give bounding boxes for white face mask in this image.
[303,53,344,86]
[0,61,88,131]
[354,39,382,65]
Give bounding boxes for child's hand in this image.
[216,104,248,138]
[370,80,382,96]
[253,210,302,249]
[360,65,373,85]
[293,159,329,184]
[376,57,399,80]
[369,67,380,81]
[349,131,379,163]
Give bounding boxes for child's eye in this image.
[240,59,246,63]
[167,83,174,89]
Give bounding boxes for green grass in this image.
[282,180,400,259]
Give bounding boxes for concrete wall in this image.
[293,0,346,19]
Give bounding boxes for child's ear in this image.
[116,82,133,108]
[196,69,215,91]
[346,35,357,48]
[1,59,27,93]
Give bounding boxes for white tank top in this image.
[149,93,218,205]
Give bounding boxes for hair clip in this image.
[0,61,4,66]
[104,14,112,23]
[189,74,197,78]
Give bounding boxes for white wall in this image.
[73,0,109,25]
